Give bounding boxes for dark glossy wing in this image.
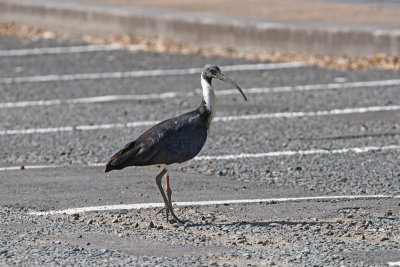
[105,110,208,172]
[105,140,139,172]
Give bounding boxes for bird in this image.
[105,64,247,224]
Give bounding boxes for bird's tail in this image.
[104,162,115,173]
[104,141,138,173]
[104,150,120,173]
[104,152,121,173]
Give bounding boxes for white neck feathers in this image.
[201,75,216,115]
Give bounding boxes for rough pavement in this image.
[0,33,400,266]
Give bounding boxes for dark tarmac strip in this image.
[1,165,398,213]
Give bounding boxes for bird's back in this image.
[105,108,209,172]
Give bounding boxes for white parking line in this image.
[0,44,147,57]
[0,121,158,135]
[1,104,399,136]
[28,194,400,215]
[0,163,102,171]
[388,261,400,267]
[213,105,400,122]
[233,79,400,94]
[0,165,61,171]
[194,145,400,161]
[0,45,120,57]
[1,79,399,109]
[0,92,185,108]
[2,144,400,172]
[0,62,308,84]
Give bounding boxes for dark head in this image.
[202,64,247,101]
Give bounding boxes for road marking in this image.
[0,121,158,135]
[28,194,400,215]
[0,165,61,171]
[213,105,400,122]
[2,144,400,172]
[1,104,399,136]
[0,44,147,57]
[194,145,400,161]
[388,261,400,267]
[1,79,399,109]
[0,163,102,171]
[225,79,400,95]
[0,62,308,84]
[0,92,185,108]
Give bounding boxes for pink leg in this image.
[155,168,184,224]
[165,174,172,222]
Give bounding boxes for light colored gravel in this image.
[1,204,400,266]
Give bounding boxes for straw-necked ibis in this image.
[105,64,247,223]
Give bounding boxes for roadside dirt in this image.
[1,22,399,71]
[77,0,400,27]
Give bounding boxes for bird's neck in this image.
[196,75,216,130]
[201,75,216,117]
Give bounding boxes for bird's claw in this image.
[157,207,166,214]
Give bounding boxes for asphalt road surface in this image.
[1,34,400,266]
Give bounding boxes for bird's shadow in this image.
[182,220,324,228]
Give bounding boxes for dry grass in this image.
[1,22,399,71]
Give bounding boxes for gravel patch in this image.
[1,202,400,266]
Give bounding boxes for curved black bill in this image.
[215,72,247,101]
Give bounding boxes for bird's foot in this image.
[165,175,172,223]
[157,207,185,224]
[155,168,186,224]
[157,207,166,214]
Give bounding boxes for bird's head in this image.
[202,64,247,101]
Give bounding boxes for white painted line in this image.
[213,105,400,122]
[194,145,400,161]
[0,44,147,57]
[0,62,308,84]
[2,144,400,172]
[0,121,159,135]
[0,126,75,135]
[28,194,400,215]
[0,92,186,108]
[2,78,399,109]
[0,164,62,171]
[388,261,400,267]
[220,79,400,95]
[1,104,399,136]
[0,162,103,171]
[219,62,308,71]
